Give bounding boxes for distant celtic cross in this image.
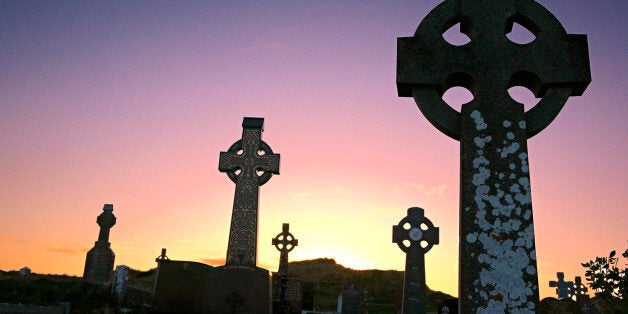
[219,117,280,267]
[549,272,573,300]
[396,0,590,312]
[272,223,298,276]
[393,207,439,314]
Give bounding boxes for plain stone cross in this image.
[396,0,590,312]
[393,207,439,314]
[219,117,280,267]
[549,272,573,300]
[272,223,298,276]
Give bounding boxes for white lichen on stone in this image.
[468,111,536,313]
[471,110,488,130]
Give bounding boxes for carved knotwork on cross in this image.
[393,207,439,314]
[396,0,590,311]
[219,117,280,267]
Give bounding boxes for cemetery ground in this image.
[0,258,453,313]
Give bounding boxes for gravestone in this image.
[550,272,574,300]
[392,207,439,314]
[112,265,129,304]
[204,117,280,313]
[219,117,280,267]
[272,223,299,314]
[339,284,362,314]
[152,117,279,313]
[83,204,116,283]
[396,0,591,312]
[19,266,31,279]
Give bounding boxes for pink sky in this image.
[0,1,626,299]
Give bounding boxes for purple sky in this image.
[1,1,626,298]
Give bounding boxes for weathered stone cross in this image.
[272,223,298,314]
[393,207,439,314]
[549,272,573,300]
[219,117,280,267]
[97,204,116,244]
[272,223,298,276]
[397,0,590,312]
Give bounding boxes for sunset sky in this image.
[1,1,626,299]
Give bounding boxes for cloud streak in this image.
[44,247,89,255]
[241,41,283,52]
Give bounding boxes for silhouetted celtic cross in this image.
[393,207,439,314]
[397,0,590,311]
[219,117,280,267]
[397,0,590,140]
[272,223,298,276]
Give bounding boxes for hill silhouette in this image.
[0,259,454,312]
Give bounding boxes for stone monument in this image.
[203,117,280,313]
[83,204,116,283]
[549,272,574,300]
[152,117,279,313]
[393,207,439,314]
[396,0,590,311]
[272,223,299,314]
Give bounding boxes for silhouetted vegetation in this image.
[0,271,111,312]
[582,249,628,313]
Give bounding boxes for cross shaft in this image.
[219,117,280,267]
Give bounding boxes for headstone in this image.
[339,284,362,314]
[112,265,130,304]
[83,204,117,283]
[550,272,574,300]
[272,223,299,314]
[438,298,459,314]
[396,0,591,312]
[19,266,31,279]
[152,259,214,313]
[392,207,439,314]
[538,297,580,314]
[152,118,279,314]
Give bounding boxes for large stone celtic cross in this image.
[393,207,439,314]
[396,0,590,312]
[219,117,280,267]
